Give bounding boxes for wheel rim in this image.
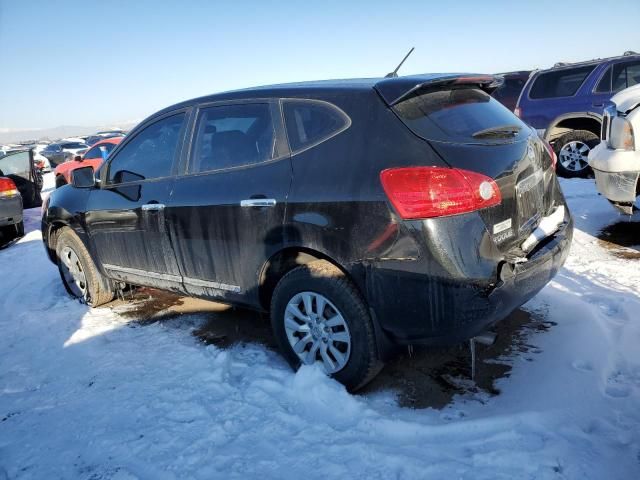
[559,140,590,172]
[60,246,88,300]
[284,291,351,374]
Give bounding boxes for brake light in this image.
[380,167,501,219]
[0,177,19,198]
[514,107,522,118]
[542,140,557,170]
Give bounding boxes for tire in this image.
[554,129,599,178]
[270,260,383,392]
[55,228,114,307]
[15,221,24,238]
[55,175,67,189]
[0,225,17,244]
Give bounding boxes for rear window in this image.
[529,66,596,99]
[393,87,527,143]
[61,142,87,149]
[283,100,350,153]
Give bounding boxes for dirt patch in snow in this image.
[597,220,640,259]
[110,288,551,410]
[362,308,551,409]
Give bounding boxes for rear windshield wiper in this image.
[472,124,522,139]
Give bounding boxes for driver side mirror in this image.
[74,155,83,162]
[71,166,97,188]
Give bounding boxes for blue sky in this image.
[1,0,639,130]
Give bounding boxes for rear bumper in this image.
[366,209,573,346]
[0,195,23,227]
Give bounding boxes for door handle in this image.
[240,198,276,207]
[142,203,165,211]
[593,102,604,107]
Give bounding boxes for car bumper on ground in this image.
[366,209,573,346]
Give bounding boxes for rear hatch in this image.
[375,75,557,253]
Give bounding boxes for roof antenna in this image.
[385,47,415,78]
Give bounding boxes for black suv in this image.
[42,74,573,390]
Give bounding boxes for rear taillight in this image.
[514,107,522,118]
[0,177,19,198]
[380,167,501,220]
[542,140,557,170]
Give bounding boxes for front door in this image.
[86,111,189,292]
[166,101,291,305]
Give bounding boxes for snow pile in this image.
[0,176,639,479]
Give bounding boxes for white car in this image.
[589,84,640,214]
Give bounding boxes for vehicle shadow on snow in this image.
[109,287,550,410]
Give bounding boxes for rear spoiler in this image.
[374,74,504,106]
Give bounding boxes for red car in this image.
[54,137,122,188]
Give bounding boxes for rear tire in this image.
[270,260,383,392]
[554,129,599,178]
[55,228,114,306]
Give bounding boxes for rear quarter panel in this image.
[284,89,448,292]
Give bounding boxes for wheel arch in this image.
[545,112,602,142]
[258,246,363,311]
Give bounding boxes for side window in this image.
[612,61,640,92]
[84,146,102,159]
[283,99,350,153]
[189,103,275,173]
[529,66,596,99]
[107,113,185,184]
[595,66,612,93]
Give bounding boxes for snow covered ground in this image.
[1,175,639,479]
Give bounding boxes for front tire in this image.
[271,260,382,392]
[55,228,114,306]
[554,129,599,178]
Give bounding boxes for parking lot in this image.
[0,172,638,478]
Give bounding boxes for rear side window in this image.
[107,113,185,184]
[393,87,527,143]
[283,99,350,153]
[189,103,276,173]
[529,66,596,99]
[612,61,640,92]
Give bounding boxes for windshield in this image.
[393,87,528,143]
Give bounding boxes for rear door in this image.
[0,150,39,205]
[166,100,290,305]
[85,111,189,291]
[388,84,558,252]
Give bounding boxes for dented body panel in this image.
[43,75,573,347]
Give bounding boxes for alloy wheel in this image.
[559,140,590,172]
[284,291,351,374]
[60,246,88,300]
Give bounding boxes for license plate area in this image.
[516,171,544,232]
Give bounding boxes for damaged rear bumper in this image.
[366,210,573,346]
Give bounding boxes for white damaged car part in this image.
[589,84,640,214]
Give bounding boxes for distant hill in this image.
[0,122,140,144]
